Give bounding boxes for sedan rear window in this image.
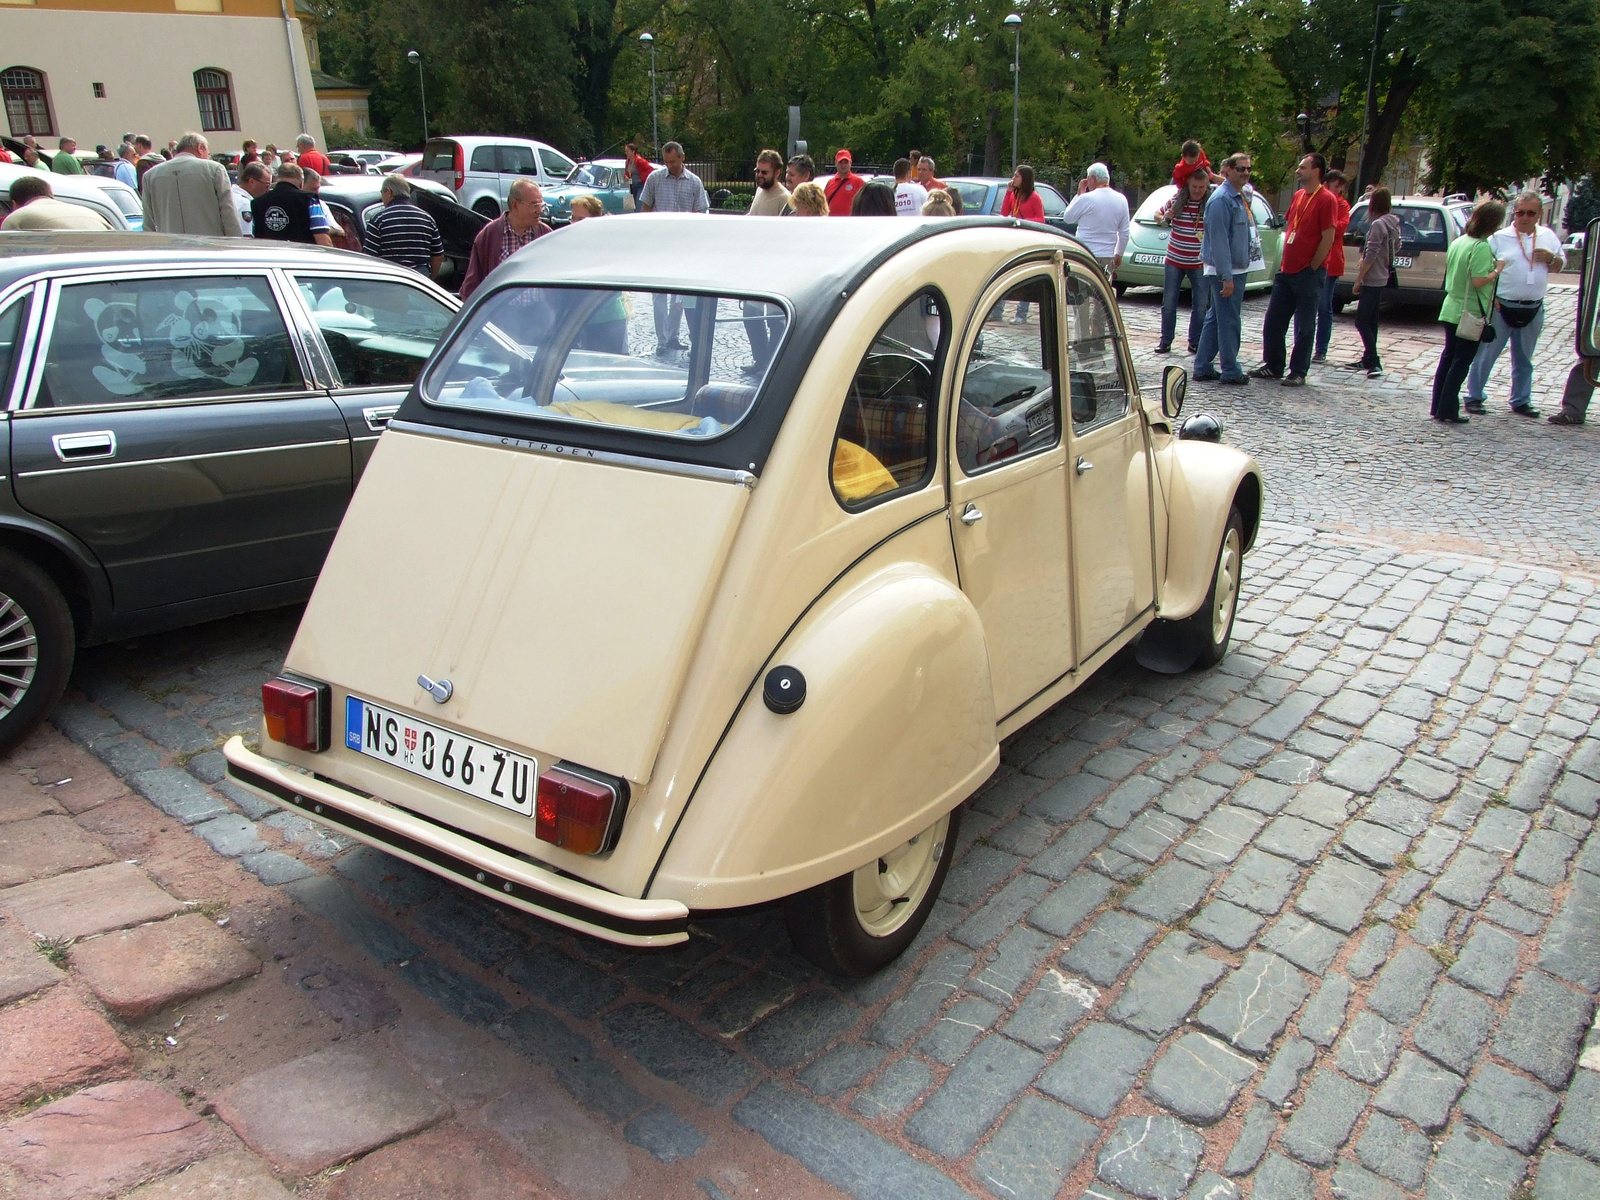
[423,287,786,440]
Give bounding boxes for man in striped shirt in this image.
[1156,166,1211,354]
[364,175,444,280]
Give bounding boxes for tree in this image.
[1569,175,1600,234]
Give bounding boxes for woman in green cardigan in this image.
[1431,200,1506,423]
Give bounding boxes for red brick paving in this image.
[327,1123,557,1200]
[122,1149,294,1199]
[0,861,186,941]
[0,916,64,1006]
[0,816,114,887]
[0,989,132,1108]
[0,1080,210,1200]
[69,913,260,1020]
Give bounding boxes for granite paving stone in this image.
[1029,821,1115,880]
[1340,820,1413,869]
[1433,846,1505,909]
[1459,1062,1560,1153]
[904,1035,1045,1158]
[1337,1011,1403,1084]
[1113,809,1192,864]
[1324,741,1404,794]
[973,1095,1100,1200]
[1029,869,1116,937]
[1368,945,1444,1025]
[1258,913,1346,974]
[623,1105,707,1164]
[1296,857,1386,932]
[602,1003,760,1104]
[1144,1032,1257,1125]
[867,945,975,1047]
[1158,778,1228,822]
[1249,1153,1314,1200]
[1552,1067,1600,1162]
[1366,789,1436,838]
[1174,805,1266,869]
[1413,982,1498,1073]
[1255,816,1336,864]
[943,844,1022,906]
[1535,1149,1600,1199]
[1373,1050,1465,1132]
[1230,779,1296,817]
[1108,932,1227,1038]
[1216,849,1301,915]
[1297,973,1353,1047]
[797,1044,887,1097]
[1328,1163,1406,1200]
[1096,1115,1205,1200]
[1493,969,1595,1088]
[1039,1021,1159,1119]
[1424,1129,1526,1200]
[1188,900,1266,951]
[1062,910,1161,986]
[1222,1101,1276,1176]
[1355,1112,1431,1190]
[1347,926,1398,979]
[915,995,1000,1065]
[1469,807,1534,856]
[850,1057,933,1120]
[1447,922,1521,997]
[1004,967,1098,1052]
[1121,861,1216,924]
[1538,865,1600,991]
[1195,951,1309,1057]
[1088,777,1162,829]
[1280,1069,1368,1167]
[1515,829,1580,887]
[969,925,1057,1006]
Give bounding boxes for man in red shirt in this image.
[825,150,865,216]
[1313,168,1351,363]
[1253,153,1337,385]
[294,134,330,178]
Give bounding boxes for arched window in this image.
[2,67,54,138]
[194,69,237,132]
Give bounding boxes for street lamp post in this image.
[406,50,428,144]
[1358,3,1406,192]
[1004,13,1022,173]
[639,32,658,157]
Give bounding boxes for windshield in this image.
[947,181,992,211]
[1135,186,1180,223]
[567,163,608,188]
[424,287,786,440]
[103,187,143,217]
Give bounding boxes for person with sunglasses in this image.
[1192,153,1255,385]
[1462,192,1565,416]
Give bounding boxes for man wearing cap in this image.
[825,150,866,216]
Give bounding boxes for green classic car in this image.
[1115,184,1284,295]
[542,158,657,226]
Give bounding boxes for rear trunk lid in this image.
[286,425,750,784]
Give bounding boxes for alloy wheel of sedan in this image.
[0,593,40,714]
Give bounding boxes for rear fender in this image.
[651,558,998,911]
[1158,443,1262,620]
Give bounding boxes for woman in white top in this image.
[1464,192,1565,416]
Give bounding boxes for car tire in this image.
[473,198,501,219]
[1184,505,1245,668]
[785,806,962,977]
[1332,297,1349,314]
[0,550,75,755]
[1114,281,1129,298]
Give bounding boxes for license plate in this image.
[1025,404,1051,434]
[345,696,536,816]
[1394,256,1413,269]
[1131,253,1164,265]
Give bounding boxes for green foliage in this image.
[311,0,1600,196]
[1569,175,1600,234]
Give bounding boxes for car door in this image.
[286,271,457,475]
[1396,204,1449,292]
[948,266,1075,721]
[10,270,352,614]
[1063,271,1155,662]
[1247,191,1283,284]
[1037,184,1070,232]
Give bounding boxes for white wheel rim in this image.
[1212,527,1242,645]
[0,595,39,716]
[852,813,950,938]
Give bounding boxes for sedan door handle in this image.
[52,431,117,462]
[1075,456,1094,475]
[960,502,984,525]
[363,406,399,433]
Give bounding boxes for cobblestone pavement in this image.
[0,520,1595,1200]
[1117,284,1600,576]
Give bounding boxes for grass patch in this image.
[33,936,72,968]
[1392,906,1419,932]
[184,898,229,921]
[1394,852,1415,870]
[1428,944,1459,969]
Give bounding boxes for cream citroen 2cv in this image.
[224,214,1263,975]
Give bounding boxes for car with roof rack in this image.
[222,214,1263,975]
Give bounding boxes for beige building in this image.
[296,2,370,137]
[1,0,320,155]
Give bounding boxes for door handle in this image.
[1075,456,1094,475]
[960,502,984,525]
[363,406,399,433]
[52,431,117,462]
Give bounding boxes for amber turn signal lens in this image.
[535,765,624,855]
[261,677,329,751]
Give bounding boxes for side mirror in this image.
[1161,364,1187,420]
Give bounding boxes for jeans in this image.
[1465,303,1545,408]
[1160,263,1208,351]
[653,293,685,349]
[1432,322,1481,419]
[1314,270,1341,357]
[1354,286,1383,370]
[742,300,780,368]
[1194,273,1247,380]
[1261,268,1325,377]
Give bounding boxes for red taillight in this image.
[536,765,625,855]
[261,676,329,752]
[979,437,1019,465]
[453,143,464,193]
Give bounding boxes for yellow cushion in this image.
[833,439,898,503]
[544,399,703,432]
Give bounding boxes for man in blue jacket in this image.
[1192,153,1255,385]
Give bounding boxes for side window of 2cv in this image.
[956,275,1061,473]
[830,291,946,509]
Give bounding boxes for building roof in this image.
[312,70,367,94]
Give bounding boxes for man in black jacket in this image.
[251,164,332,246]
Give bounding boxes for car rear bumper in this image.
[221,737,690,947]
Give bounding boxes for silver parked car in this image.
[418,136,577,217]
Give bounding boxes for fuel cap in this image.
[763,665,806,714]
